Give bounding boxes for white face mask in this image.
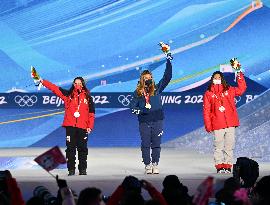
[213,79,221,85]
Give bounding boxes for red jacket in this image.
[42,80,95,130]
[203,72,247,132]
[6,177,25,205]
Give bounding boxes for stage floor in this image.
[1,148,270,201]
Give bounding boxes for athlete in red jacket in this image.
[203,64,246,173]
[41,77,95,176]
[0,170,25,205]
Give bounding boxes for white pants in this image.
[213,127,235,166]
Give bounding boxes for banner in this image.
[0,91,261,109]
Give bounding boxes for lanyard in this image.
[213,92,226,112]
[213,93,223,105]
[75,94,83,112]
[143,91,150,104]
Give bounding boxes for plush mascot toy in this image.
[31,66,42,90]
[159,42,173,60]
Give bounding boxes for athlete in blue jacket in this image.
[130,59,172,174]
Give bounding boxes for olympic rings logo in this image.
[118,95,133,107]
[14,95,38,107]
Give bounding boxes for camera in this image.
[102,195,110,203]
[33,186,58,205]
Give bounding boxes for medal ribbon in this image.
[143,91,150,104]
[75,94,83,112]
[214,92,225,111]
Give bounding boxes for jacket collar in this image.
[210,84,224,94]
[73,89,86,96]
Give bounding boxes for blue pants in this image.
[139,120,163,165]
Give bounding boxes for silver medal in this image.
[219,106,225,112]
[74,111,80,118]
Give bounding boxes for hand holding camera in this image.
[122,176,142,193]
[141,179,154,190]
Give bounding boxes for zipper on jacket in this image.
[217,85,229,128]
[221,100,229,128]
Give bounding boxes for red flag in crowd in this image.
[192,176,214,205]
[34,146,66,171]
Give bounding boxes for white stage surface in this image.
[1,148,270,201]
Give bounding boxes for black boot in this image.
[79,169,87,175]
[66,147,76,176]
[78,147,88,176]
[68,169,75,176]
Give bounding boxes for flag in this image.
[34,146,66,171]
[192,176,214,205]
[220,64,233,73]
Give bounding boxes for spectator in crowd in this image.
[0,170,25,205]
[162,175,193,205]
[215,177,241,205]
[107,175,168,205]
[77,187,105,205]
[251,175,270,205]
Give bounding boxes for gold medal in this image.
[145,103,151,109]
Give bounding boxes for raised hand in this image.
[141,179,154,190]
[56,175,68,189]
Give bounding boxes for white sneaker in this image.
[152,163,159,174]
[217,168,226,174]
[145,164,152,174]
[224,168,232,174]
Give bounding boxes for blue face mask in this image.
[145,79,153,87]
